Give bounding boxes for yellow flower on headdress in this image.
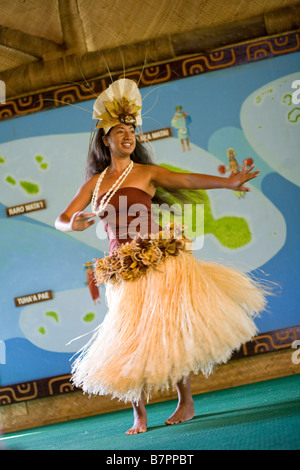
[93,78,143,134]
[95,94,142,130]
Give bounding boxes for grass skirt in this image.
[71,244,268,404]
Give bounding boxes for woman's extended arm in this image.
[150,161,259,192]
[55,176,97,232]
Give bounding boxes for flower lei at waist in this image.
[93,224,192,284]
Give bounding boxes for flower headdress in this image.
[93,78,142,134]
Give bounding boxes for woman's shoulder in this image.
[134,162,159,171]
[89,172,101,181]
[81,173,101,193]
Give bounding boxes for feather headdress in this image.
[93,78,142,134]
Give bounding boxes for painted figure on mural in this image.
[171,105,191,152]
[84,262,100,305]
[218,148,254,199]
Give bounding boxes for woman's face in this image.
[103,124,136,157]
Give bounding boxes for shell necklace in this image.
[91,160,134,215]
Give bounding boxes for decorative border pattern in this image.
[0,325,299,405]
[0,31,299,121]
[231,325,300,359]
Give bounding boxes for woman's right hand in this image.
[70,211,96,231]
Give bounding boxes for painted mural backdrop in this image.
[0,51,299,387]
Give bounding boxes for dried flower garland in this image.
[93,224,192,284]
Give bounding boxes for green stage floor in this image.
[1,374,300,450]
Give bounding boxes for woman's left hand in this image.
[228,162,260,192]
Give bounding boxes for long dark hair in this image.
[85,127,153,179]
[86,127,204,209]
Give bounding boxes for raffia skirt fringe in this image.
[71,247,269,404]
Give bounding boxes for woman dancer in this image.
[55,79,267,435]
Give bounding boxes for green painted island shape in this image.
[154,164,251,249]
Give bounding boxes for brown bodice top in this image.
[97,187,160,254]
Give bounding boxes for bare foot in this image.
[165,400,195,425]
[126,397,147,435]
[126,416,147,435]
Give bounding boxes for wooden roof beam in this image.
[171,6,300,56]
[0,25,63,60]
[58,0,87,55]
[1,5,300,100]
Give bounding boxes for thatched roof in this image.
[0,0,300,99]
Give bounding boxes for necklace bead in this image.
[91,161,134,215]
